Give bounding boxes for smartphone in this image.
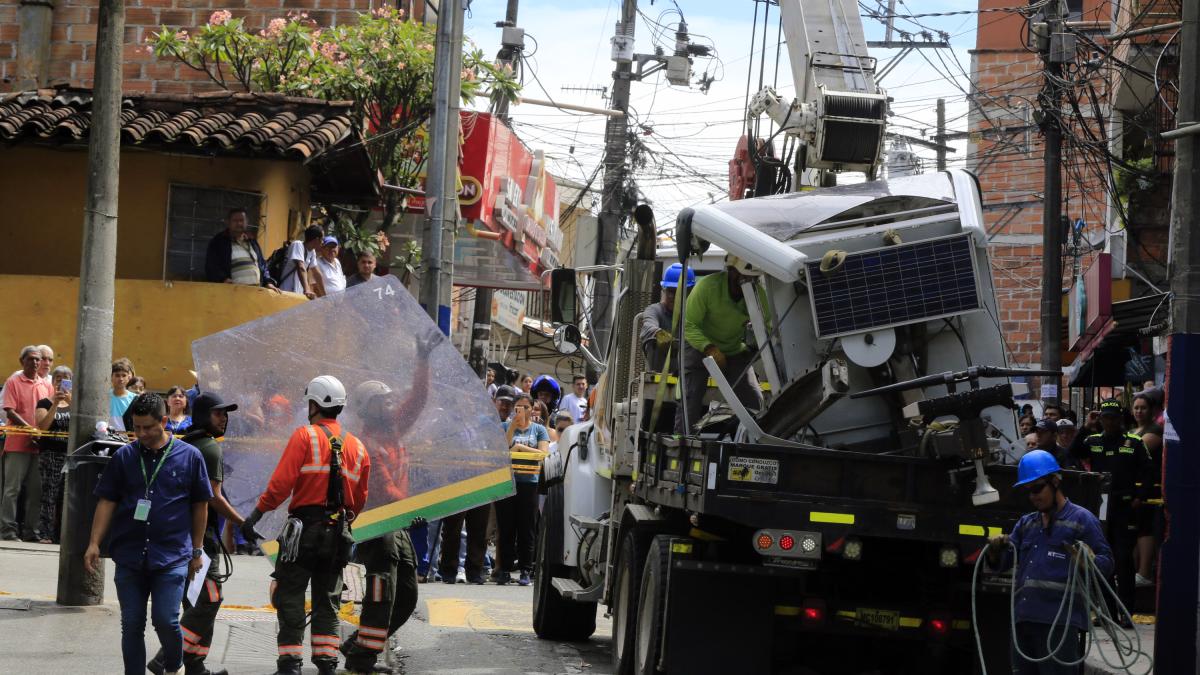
[60,380,72,393]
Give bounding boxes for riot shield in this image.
[191,275,514,545]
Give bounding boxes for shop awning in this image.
[1068,293,1169,387]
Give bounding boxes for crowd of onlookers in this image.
[1013,383,1167,615]
[0,347,209,546]
[204,209,383,298]
[414,367,590,586]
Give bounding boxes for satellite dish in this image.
[842,328,896,368]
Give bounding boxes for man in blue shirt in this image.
[86,393,213,675]
[987,450,1114,674]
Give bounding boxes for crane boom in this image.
[748,0,887,176]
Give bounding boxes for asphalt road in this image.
[0,541,614,674]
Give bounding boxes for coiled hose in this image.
[970,540,1153,675]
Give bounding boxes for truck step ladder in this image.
[551,576,605,602]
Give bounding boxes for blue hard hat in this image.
[1014,449,1061,487]
[662,263,696,289]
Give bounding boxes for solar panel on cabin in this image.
[805,234,981,339]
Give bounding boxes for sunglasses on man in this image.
[1026,479,1054,495]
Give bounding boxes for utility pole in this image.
[1157,0,1200,668]
[1037,2,1065,396]
[58,0,123,606]
[467,0,523,379]
[420,0,464,335]
[935,98,947,171]
[593,0,638,366]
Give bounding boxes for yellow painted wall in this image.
[0,145,310,279]
[0,275,307,389]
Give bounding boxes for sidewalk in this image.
[0,540,335,674]
[1084,619,1156,675]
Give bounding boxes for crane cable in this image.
[971,540,1153,675]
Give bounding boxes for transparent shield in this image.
[191,275,513,544]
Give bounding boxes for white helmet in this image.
[304,375,347,409]
[724,253,763,276]
[353,380,392,407]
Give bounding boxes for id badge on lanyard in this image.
[136,438,175,522]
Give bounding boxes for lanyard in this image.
[139,437,175,498]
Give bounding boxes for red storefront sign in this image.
[411,112,562,281]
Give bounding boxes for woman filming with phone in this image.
[34,366,72,544]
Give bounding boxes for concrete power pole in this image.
[592,0,638,365]
[467,0,523,379]
[1037,3,1065,396]
[57,0,123,606]
[420,0,465,335]
[1156,0,1200,667]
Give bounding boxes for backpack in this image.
[266,243,294,284]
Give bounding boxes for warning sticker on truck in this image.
[727,457,779,484]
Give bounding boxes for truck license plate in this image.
[856,608,900,631]
[727,457,779,484]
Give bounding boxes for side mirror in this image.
[553,324,582,355]
[550,268,578,325]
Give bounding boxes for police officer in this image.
[987,450,1113,673]
[1069,398,1150,625]
[148,392,242,675]
[241,375,371,675]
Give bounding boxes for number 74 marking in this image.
[374,285,396,300]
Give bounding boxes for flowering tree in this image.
[149,9,519,230]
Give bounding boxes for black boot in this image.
[272,662,302,675]
[146,653,165,675]
[315,661,339,675]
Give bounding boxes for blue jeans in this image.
[114,563,188,675]
[1012,621,1083,675]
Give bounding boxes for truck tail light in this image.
[779,534,796,551]
[757,533,774,550]
[928,615,950,637]
[802,599,826,626]
[753,529,821,560]
[938,545,959,568]
[843,537,863,561]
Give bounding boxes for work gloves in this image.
[654,329,673,347]
[241,508,265,544]
[703,345,727,369]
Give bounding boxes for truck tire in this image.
[532,481,597,641]
[634,534,672,675]
[612,531,645,674]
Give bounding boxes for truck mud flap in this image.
[662,555,775,673]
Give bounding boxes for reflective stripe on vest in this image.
[300,425,363,482]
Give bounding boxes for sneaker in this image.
[1135,573,1154,588]
[517,571,531,586]
[495,572,511,585]
[455,569,467,584]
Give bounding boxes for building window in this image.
[165,184,263,281]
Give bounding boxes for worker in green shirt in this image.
[676,254,767,433]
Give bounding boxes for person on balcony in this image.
[205,209,277,289]
[310,237,347,298]
[347,250,378,288]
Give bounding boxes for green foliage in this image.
[147,8,520,195]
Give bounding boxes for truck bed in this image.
[636,433,1105,546]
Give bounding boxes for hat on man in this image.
[1099,398,1123,417]
[322,235,339,247]
[192,391,238,422]
[554,409,574,422]
[494,384,518,402]
[1034,418,1058,434]
[1057,418,1075,429]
